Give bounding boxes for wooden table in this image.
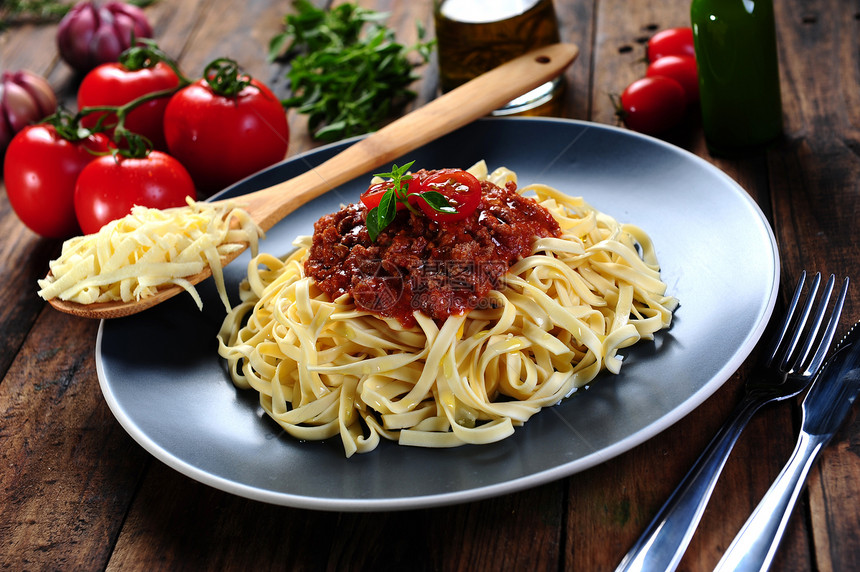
[2,1,858,570]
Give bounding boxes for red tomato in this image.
[413,169,481,222]
[77,61,180,150]
[647,27,695,62]
[3,125,109,238]
[163,77,289,196]
[359,180,416,211]
[74,151,196,235]
[619,76,687,135]
[646,55,699,106]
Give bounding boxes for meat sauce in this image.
[304,174,561,328]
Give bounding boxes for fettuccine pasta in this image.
[217,165,678,456]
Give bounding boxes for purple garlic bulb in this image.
[0,70,58,153]
[56,1,154,74]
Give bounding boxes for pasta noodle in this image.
[217,163,678,456]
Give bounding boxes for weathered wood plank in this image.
[107,458,563,571]
[553,0,595,121]
[0,308,149,569]
[1,0,858,570]
[768,1,860,571]
[0,205,58,377]
[0,20,68,381]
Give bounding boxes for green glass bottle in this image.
[691,0,783,155]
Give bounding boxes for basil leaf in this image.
[378,189,397,229]
[419,191,458,213]
[366,206,380,242]
[374,160,415,181]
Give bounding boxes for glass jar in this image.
[434,0,562,115]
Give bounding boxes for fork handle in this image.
[615,395,766,572]
[713,431,828,572]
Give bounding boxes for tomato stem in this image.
[402,198,421,215]
[75,84,183,158]
[608,92,626,125]
[41,108,96,142]
[203,58,253,98]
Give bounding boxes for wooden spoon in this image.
[47,42,579,319]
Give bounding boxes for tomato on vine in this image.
[4,121,110,238]
[163,58,290,196]
[77,51,182,150]
[74,150,196,235]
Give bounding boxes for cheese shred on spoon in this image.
[37,199,264,312]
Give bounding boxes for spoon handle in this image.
[229,42,579,231]
[45,43,577,320]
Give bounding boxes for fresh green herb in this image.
[365,161,457,242]
[0,0,69,26]
[366,161,413,242]
[420,191,458,213]
[0,0,156,29]
[269,0,435,142]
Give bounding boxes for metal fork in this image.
[616,272,849,572]
[715,317,858,571]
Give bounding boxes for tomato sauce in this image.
[304,176,561,328]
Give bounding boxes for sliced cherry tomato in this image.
[646,54,699,106]
[163,63,289,197]
[360,180,411,211]
[619,76,687,135]
[3,124,110,238]
[413,169,481,222]
[77,61,180,150]
[647,27,695,62]
[74,150,196,235]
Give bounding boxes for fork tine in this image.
[802,276,849,376]
[791,274,836,370]
[765,271,808,368]
[772,272,823,370]
[768,272,821,371]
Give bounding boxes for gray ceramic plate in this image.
[96,117,779,511]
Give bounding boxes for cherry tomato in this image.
[647,27,695,62]
[619,76,687,135]
[77,61,180,151]
[413,169,481,222]
[3,124,109,238]
[163,76,289,196]
[359,180,416,211]
[646,55,699,106]
[74,151,196,235]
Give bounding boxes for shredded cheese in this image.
[37,198,264,312]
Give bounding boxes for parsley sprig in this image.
[0,0,156,29]
[366,161,456,241]
[269,0,435,142]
